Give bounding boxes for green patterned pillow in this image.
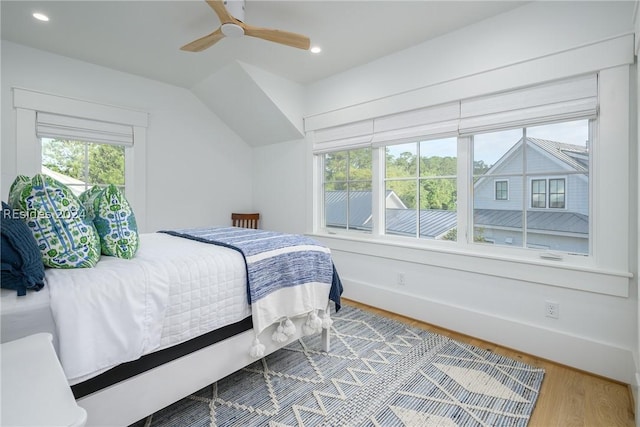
[81,185,139,259]
[8,174,101,268]
[78,185,103,221]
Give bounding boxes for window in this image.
[495,180,508,201]
[549,178,566,209]
[473,120,589,254]
[323,148,372,232]
[41,138,126,195]
[316,118,590,255]
[384,137,457,239]
[13,88,147,230]
[313,75,596,258]
[531,179,546,208]
[529,178,566,209]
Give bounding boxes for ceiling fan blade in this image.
[206,0,235,24]
[242,24,310,50]
[180,28,225,52]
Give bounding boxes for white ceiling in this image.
[1,1,527,89]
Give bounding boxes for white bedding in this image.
[45,233,251,385]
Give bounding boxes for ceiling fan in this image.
[181,0,310,52]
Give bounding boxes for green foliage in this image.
[324,146,462,212]
[42,139,125,187]
[324,148,371,191]
[386,147,458,211]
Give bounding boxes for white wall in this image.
[1,41,253,232]
[254,1,638,383]
[252,138,307,234]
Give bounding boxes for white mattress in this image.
[2,233,251,384]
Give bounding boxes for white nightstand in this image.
[1,333,87,427]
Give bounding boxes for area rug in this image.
[131,305,545,427]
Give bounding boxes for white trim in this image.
[312,233,630,297]
[13,88,147,127]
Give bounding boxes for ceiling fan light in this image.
[310,46,322,54]
[32,12,49,22]
[221,23,244,38]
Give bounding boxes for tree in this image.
[42,139,125,186]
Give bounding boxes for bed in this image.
[0,227,341,427]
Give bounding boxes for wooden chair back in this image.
[231,213,260,229]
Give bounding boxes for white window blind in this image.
[372,102,459,147]
[312,119,373,154]
[459,74,598,135]
[311,74,597,152]
[36,112,134,147]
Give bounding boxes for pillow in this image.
[8,174,101,269]
[78,185,103,221]
[1,202,46,296]
[81,184,139,259]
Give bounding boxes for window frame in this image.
[314,119,594,261]
[530,178,547,209]
[548,178,566,209]
[494,179,509,201]
[12,88,148,230]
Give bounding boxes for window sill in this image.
[309,231,632,298]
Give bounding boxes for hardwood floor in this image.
[344,298,635,427]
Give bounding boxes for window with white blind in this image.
[12,88,148,230]
[312,75,596,257]
[37,111,134,195]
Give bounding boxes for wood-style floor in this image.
[344,299,635,427]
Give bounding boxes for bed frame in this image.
[76,316,331,426]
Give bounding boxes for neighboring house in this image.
[325,190,405,232]
[41,166,87,196]
[326,137,588,252]
[326,190,457,239]
[473,137,589,253]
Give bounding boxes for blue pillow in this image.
[1,202,45,296]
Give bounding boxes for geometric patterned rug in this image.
[130,305,545,427]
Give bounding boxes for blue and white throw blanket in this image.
[161,227,343,357]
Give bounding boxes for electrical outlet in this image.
[545,301,559,319]
[397,272,406,286]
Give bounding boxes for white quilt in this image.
[46,233,250,384]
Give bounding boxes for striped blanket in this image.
[160,227,342,355]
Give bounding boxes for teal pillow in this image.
[8,174,101,268]
[81,185,139,259]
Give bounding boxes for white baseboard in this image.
[342,278,635,384]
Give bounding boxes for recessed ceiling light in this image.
[310,46,322,54]
[32,12,49,22]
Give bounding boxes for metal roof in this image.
[526,138,588,172]
[386,208,456,238]
[474,209,588,234]
[325,191,373,230]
